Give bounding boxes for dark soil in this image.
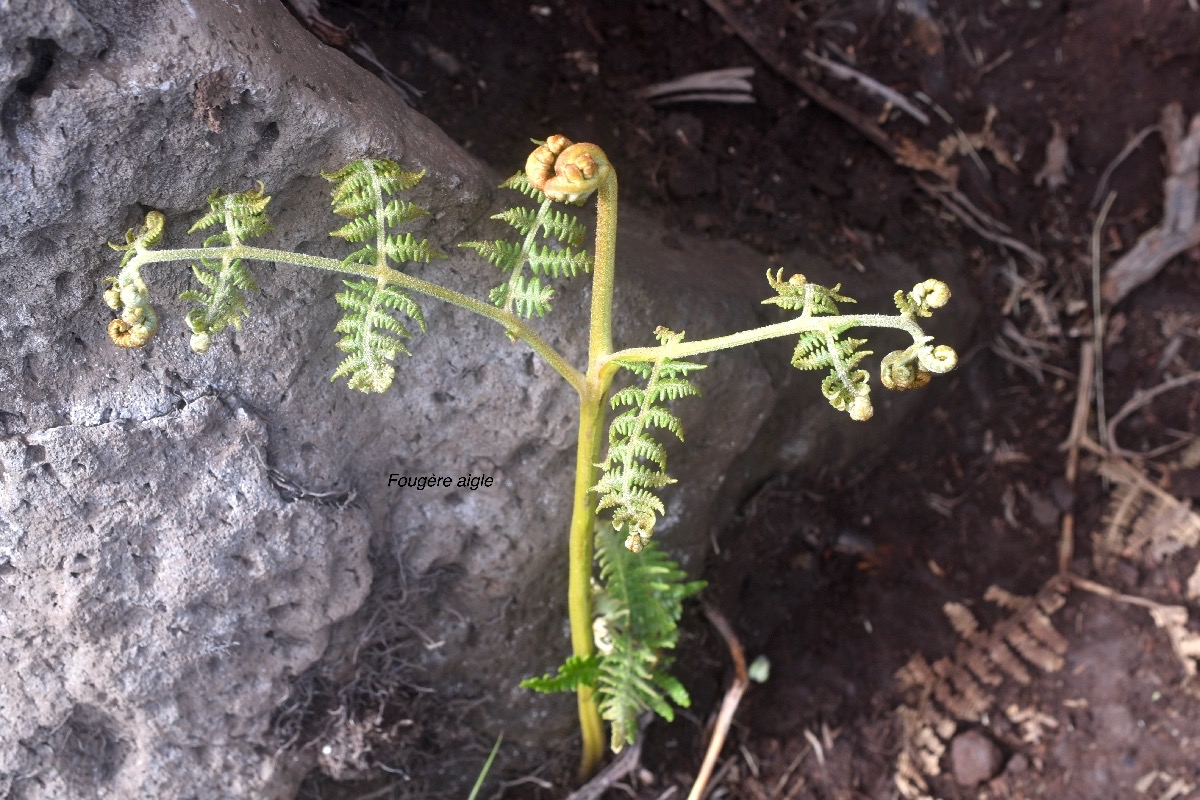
[306,1,1200,797]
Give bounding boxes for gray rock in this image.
[950,729,1004,788]
[0,0,973,797]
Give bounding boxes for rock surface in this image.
[0,1,972,797]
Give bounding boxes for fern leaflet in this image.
[330,279,426,393]
[520,654,601,694]
[594,327,704,553]
[322,159,444,392]
[593,525,705,750]
[459,171,593,320]
[520,527,704,753]
[763,269,875,421]
[180,183,272,353]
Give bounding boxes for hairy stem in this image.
[571,157,619,778]
[125,245,584,392]
[599,312,930,379]
[569,384,607,777]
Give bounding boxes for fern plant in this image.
[103,133,958,780]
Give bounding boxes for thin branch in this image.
[1092,191,1118,450]
[702,0,896,155]
[1102,104,1200,304]
[918,178,1047,267]
[638,67,756,105]
[1090,124,1161,209]
[1058,340,1095,574]
[687,604,750,800]
[802,50,929,125]
[564,736,643,800]
[1106,371,1200,459]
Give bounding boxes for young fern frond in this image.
[763,270,958,421]
[593,525,704,751]
[519,526,704,753]
[459,172,593,321]
[104,210,166,347]
[764,269,876,421]
[322,160,445,392]
[179,184,272,353]
[594,327,704,553]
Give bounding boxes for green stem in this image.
[599,312,929,380]
[570,167,619,778]
[569,384,607,777]
[126,245,584,393]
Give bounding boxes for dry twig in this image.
[701,0,895,155]
[1058,341,1095,573]
[1105,371,1200,459]
[1102,104,1200,304]
[918,178,1047,268]
[802,50,929,125]
[637,67,756,106]
[1091,124,1161,208]
[1091,191,1118,450]
[688,604,751,800]
[564,736,644,800]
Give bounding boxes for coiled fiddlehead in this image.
[524,134,612,205]
[322,160,445,392]
[180,183,271,353]
[459,170,593,321]
[593,327,704,553]
[105,211,165,347]
[880,279,958,391]
[763,271,958,420]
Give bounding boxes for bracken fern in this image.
[103,134,959,779]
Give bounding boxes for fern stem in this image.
[570,384,608,778]
[124,246,584,392]
[567,160,620,777]
[600,312,930,378]
[587,173,619,367]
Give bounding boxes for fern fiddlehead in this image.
[879,279,958,391]
[760,270,958,421]
[105,210,166,348]
[323,160,444,392]
[594,326,704,553]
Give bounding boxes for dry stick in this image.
[703,0,1047,269]
[688,603,751,800]
[1070,573,1176,611]
[1090,124,1161,209]
[702,0,895,156]
[1102,104,1200,305]
[563,737,644,800]
[802,50,930,125]
[1058,340,1095,574]
[1092,191,1118,451]
[918,178,1048,267]
[1105,371,1200,460]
